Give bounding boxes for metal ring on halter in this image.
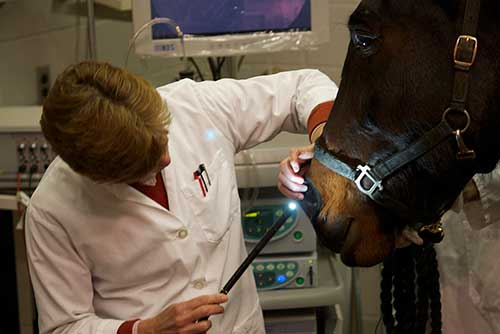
[441,108,471,133]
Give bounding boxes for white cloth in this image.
[437,166,500,334]
[25,70,338,334]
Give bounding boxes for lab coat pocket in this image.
[184,150,239,243]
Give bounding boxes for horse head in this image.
[304,0,500,266]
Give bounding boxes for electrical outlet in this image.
[36,65,51,104]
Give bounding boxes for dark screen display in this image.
[150,0,311,40]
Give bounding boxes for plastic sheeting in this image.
[131,0,330,58]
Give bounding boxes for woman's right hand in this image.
[138,293,228,334]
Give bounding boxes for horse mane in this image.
[380,244,442,334]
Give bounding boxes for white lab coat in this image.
[437,166,500,334]
[25,70,338,334]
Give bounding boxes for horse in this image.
[299,0,500,332]
[302,0,499,266]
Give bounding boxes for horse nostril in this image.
[315,214,354,253]
[332,215,353,224]
[332,215,354,239]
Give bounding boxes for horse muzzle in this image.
[299,177,353,254]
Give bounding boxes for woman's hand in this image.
[138,293,228,334]
[278,144,314,200]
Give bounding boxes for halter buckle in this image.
[454,35,478,69]
[418,222,444,244]
[355,165,383,197]
[454,129,476,160]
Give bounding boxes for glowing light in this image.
[276,275,286,283]
[245,211,259,218]
[288,202,297,210]
[203,128,217,141]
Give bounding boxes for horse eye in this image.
[351,30,380,55]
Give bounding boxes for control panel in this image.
[252,253,318,290]
[12,133,55,174]
[243,204,298,242]
[242,198,316,255]
[0,106,54,194]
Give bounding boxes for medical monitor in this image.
[132,0,330,58]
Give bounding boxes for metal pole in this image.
[86,0,97,60]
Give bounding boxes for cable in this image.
[28,164,38,192]
[208,57,218,80]
[200,207,295,323]
[237,56,245,72]
[374,316,382,334]
[217,57,226,73]
[16,173,21,197]
[125,17,185,69]
[188,57,205,81]
[351,268,364,334]
[207,57,228,80]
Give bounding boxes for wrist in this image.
[132,320,141,334]
[118,319,141,334]
[310,123,325,143]
[307,101,332,143]
[137,318,155,334]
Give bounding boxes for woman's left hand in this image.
[277,144,314,200]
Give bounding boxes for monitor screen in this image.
[150,0,312,39]
[132,0,329,58]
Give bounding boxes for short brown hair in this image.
[41,61,171,183]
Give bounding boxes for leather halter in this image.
[311,0,482,238]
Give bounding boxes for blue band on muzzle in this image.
[299,177,323,224]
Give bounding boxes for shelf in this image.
[95,0,131,11]
[258,252,345,310]
[0,194,17,210]
[0,106,42,133]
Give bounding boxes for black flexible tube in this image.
[199,207,294,321]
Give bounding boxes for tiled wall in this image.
[0,0,357,105]
[1,1,383,333]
